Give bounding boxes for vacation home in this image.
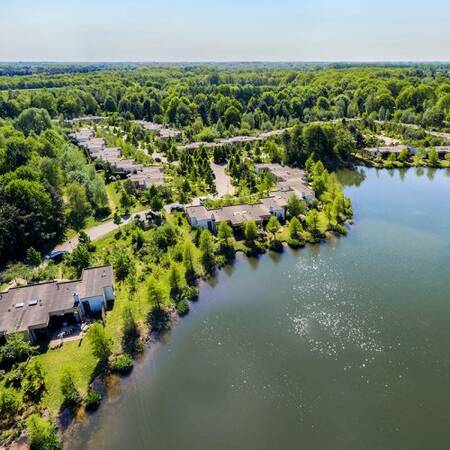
[0,266,114,343]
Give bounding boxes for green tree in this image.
[224,106,241,128]
[87,323,112,363]
[66,244,90,277]
[428,148,439,166]
[113,209,122,225]
[22,360,46,402]
[60,368,81,407]
[0,386,21,419]
[199,229,216,273]
[244,219,258,243]
[168,263,183,301]
[266,215,281,235]
[26,414,61,450]
[306,209,320,236]
[26,247,41,266]
[287,193,306,217]
[183,241,197,284]
[67,182,91,230]
[147,278,166,308]
[112,249,133,281]
[289,216,303,238]
[0,333,37,367]
[217,221,233,247]
[15,108,52,136]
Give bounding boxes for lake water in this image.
[69,168,450,450]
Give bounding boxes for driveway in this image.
[210,162,235,197]
[54,209,151,253]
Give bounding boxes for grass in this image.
[36,339,98,414]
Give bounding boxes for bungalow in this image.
[65,116,106,126]
[364,145,419,157]
[254,163,314,202]
[0,266,114,343]
[112,159,144,174]
[128,166,165,189]
[134,121,181,140]
[186,189,302,232]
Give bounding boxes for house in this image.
[0,266,114,343]
[186,189,303,232]
[364,145,420,157]
[254,163,314,202]
[128,166,164,189]
[65,116,106,126]
[134,120,181,140]
[260,191,293,220]
[111,159,144,174]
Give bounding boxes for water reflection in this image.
[336,167,366,187]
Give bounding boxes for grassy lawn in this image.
[36,339,98,414]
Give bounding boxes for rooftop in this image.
[0,266,113,336]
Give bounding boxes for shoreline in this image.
[58,229,350,448]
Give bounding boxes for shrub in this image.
[176,299,190,316]
[87,323,112,363]
[26,414,61,450]
[111,354,134,374]
[287,238,305,249]
[0,386,21,419]
[84,388,102,411]
[0,333,37,368]
[269,239,283,253]
[335,223,347,235]
[181,285,199,302]
[60,368,81,408]
[22,360,46,402]
[4,363,26,388]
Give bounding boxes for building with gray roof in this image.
[0,266,114,343]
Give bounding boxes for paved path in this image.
[54,210,151,253]
[210,162,235,197]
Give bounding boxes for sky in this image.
[1,0,449,62]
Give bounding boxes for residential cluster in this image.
[0,266,114,344]
[186,163,314,233]
[134,120,182,140]
[364,144,450,158]
[69,128,164,189]
[179,128,288,150]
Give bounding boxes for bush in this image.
[269,239,283,253]
[335,223,347,235]
[4,363,26,388]
[181,285,199,302]
[0,386,21,419]
[176,299,190,316]
[60,368,81,408]
[26,414,61,450]
[84,388,102,411]
[22,360,46,402]
[111,354,134,374]
[0,333,37,368]
[287,238,305,249]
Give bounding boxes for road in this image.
[210,162,235,197]
[54,210,151,253]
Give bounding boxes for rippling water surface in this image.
[69,168,450,450]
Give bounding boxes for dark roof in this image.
[0,266,113,335]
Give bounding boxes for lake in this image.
[68,167,450,450]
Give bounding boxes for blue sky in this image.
[1,0,449,61]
